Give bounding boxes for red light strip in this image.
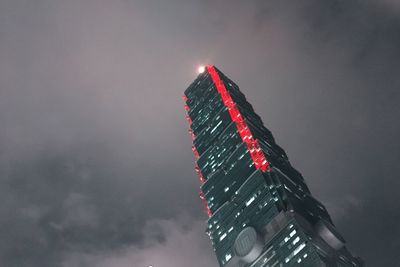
[199,192,213,217]
[195,163,206,184]
[188,129,196,141]
[192,145,200,159]
[183,95,213,217]
[186,115,192,125]
[206,65,271,172]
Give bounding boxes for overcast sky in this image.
[1,0,399,266]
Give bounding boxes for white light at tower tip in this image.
[198,66,205,74]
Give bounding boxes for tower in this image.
[183,66,363,267]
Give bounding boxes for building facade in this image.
[183,66,363,267]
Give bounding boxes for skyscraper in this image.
[183,66,364,267]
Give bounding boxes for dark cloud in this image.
[60,217,216,267]
[0,0,399,266]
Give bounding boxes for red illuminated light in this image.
[182,65,270,218]
[206,66,270,173]
[183,94,212,217]
[199,192,213,217]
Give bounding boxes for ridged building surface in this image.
[183,66,364,267]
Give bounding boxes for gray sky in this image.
[0,0,399,266]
